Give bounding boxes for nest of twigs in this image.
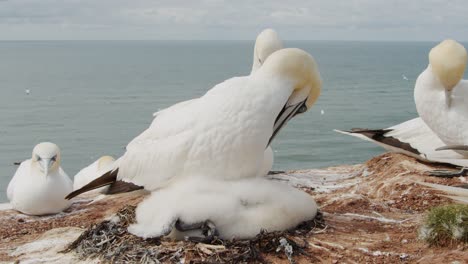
[63,205,326,263]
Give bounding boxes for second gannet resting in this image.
[128,177,318,240]
[72,156,115,194]
[335,117,468,167]
[417,182,468,204]
[66,48,322,199]
[152,28,283,177]
[7,142,72,215]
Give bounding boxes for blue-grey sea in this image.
[0,40,446,202]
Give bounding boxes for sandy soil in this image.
[1,153,466,263]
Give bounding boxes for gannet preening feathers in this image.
[66,48,322,199]
[151,28,283,177]
[73,156,115,193]
[7,142,72,215]
[128,177,318,240]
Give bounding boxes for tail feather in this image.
[65,169,119,199]
[335,128,420,155]
[106,180,143,195]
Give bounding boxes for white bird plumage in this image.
[152,28,283,177]
[335,40,468,169]
[124,47,321,239]
[118,48,321,191]
[7,142,72,215]
[128,177,318,239]
[414,39,468,154]
[73,155,115,193]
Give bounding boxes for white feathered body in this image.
[154,100,274,178]
[118,75,292,190]
[415,66,468,155]
[7,159,72,215]
[128,177,317,239]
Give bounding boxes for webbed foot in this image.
[175,219,218,243]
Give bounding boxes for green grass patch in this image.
[419,204,468,247]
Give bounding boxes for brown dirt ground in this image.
[1,153,467,263]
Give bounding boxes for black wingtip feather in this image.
[65,169,118,200]
[106,180,143,195]
[348,127,420,155]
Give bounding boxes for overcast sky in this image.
[1,0,467,41]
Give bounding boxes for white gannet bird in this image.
[336,40,468,175]
[72,155,115,194]
[128,177,317,240]
[152,28,283,177]
[7,142,72,215]
[415,40,468,152]
[417,182,468,204]
[67,48,322,200]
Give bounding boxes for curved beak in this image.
[268,99,307,146]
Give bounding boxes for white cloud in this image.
[0,0,467,40]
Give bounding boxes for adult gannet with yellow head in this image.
[152,28,283,177]
[7,142,72,215]
[412,39,468,176]
[415,39,468,149]
[66,47,321,199]
[336,40,468,176]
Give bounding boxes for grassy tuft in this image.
[419,204,468,247]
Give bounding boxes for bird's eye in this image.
[51,155,57,162]
[258,58,262,64]
[298,105,307,114]
[36,155,41,161]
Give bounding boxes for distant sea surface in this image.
[0,40,448,202]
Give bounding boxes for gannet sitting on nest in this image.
[129,177,317,240]
[7,142,72,215]
[336,40,468,176]
[68,48,322,239]
[152,28,283,178]
[126,48,322,240]
[66,30,308,200]
[67,47,321,198]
